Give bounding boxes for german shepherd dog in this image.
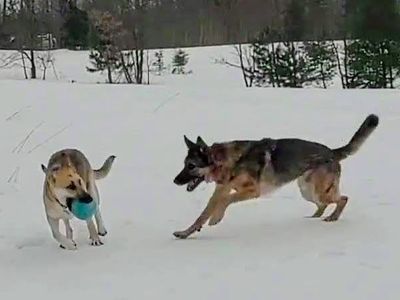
[173,114,379,239]
[41,149,115,249]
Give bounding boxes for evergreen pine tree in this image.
[172,49,189,74]
[252,31,274,87]
[86,11,124,84]
[62,3,89,49]
[346,39,400,88]
[302,41,337,88]
[251,28,282,87]
[153,50,165,75]
[344,0,400,88]
[273,41,308,88]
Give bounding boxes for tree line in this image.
[224,0,400,89]
[3,0,396,50]
[1,0,399,87]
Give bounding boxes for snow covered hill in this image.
[0,46,399,300]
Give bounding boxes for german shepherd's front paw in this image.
[173,230,190,239]
[59,240,77,250]
[90,238,104,246]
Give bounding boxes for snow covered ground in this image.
[0,46,399,300]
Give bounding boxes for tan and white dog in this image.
[41,149,115,250]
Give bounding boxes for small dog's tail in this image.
[333,114,379,161]
[94,155,116,180]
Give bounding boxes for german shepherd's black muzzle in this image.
[174,170,205,192]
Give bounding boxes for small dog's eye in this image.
[187,163,195,170]
[66,182,76,190]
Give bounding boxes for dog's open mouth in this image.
[186,177,204,192]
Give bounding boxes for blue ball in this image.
[70,199,97,220]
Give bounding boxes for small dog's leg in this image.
[86,218,103,246]
[63,219,73,240]
[307,204,328,218]
[209,188,260,226]
[174,185,230,239]
[324,196,348,222]
[95,209,107,236]
[89,184,107,236]
[47,216,77,250]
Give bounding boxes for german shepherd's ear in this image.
[41,164,47,173]
[184,135,196,149]
[196,136,208,149]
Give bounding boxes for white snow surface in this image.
[0,46,399,300]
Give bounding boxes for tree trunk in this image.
[2,0,7,24]
[107,65,113,84]
[146,50,150,85]
[20,51,28,79]
[30,49,36,79]
[135,49,144,84]
[343,39,349,89]
[120,52,133,84]
[388,64,394,88]
[236,44,249,87]
[271,42,279,87]
[289,42,298,87]
[320,62,327,89]
[380,42,387,88]
[332,41,345,89]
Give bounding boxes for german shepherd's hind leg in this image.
[324,195,348,222]
[308,204,328,218]
[319,163,349,222]
[298,162,347,221]
[47,216,77,250]
[174,185,231,239]
[297,171,328,218]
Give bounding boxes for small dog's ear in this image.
[41,164,47,173]
[196,136,208,149]
[184,135,196,149]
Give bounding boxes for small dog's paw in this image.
[98,229,108,237]
[60,240,77,250]
[90,238,104,246]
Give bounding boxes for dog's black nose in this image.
[79,194,93,203]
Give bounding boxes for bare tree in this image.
[120,0,150,84]
[37,50,57,80]
[218,44,255,87]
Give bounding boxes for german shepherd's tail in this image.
[94,155,116,180]
[333,114,379,161]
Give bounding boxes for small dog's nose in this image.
[79,194,93,203]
